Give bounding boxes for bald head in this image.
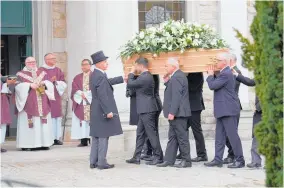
[25,56,37,69]
[25,56,36,63]
[44,53,57,67]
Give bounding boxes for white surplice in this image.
[71,90,92,139]
[15,80,55,149]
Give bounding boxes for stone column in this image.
[65,1,87,141]
[95,0,139,124]
[219,0,250,110]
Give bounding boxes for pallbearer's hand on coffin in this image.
[207,65,215,76]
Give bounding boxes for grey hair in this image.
[217,52,231,65]
[167,57,179,69]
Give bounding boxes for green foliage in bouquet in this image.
[235,1,283,186]
[120,19,228,58]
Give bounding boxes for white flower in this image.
[210,39,217,46]
[195,33,200,39]
[192,39,201,46]
[180,49,185,54]
[153,53,158,57]
[139,31,145,39]
[172,28,178,35]
[133,39,138,45]
[162,44,167,49]
[168,45,173,51]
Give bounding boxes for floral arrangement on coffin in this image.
[120,19,228,58]
[120,19,229,74]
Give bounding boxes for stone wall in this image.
[52,0,67,38]
[51,0,69,140]
[198,1,219,124]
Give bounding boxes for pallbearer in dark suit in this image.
[89,51,124,170]
[176,72,208,162]
[204,53,245,168]
[125,58,163,165]
[141,75,163,161]
[157,58,192,168]
[224,54,242,164]
[126,76,139,126]
[233,72,262,168]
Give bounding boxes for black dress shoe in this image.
[97,164,115,170]
[144,156,155,161]
[247,163,262,168]
[228,161,245,168]
[156,161,174,167]
[192,156,208,162]
[41,147,50,150]
[77,143,88,147]
[53,140,63,145]
[126,158,140,164]
[176,153,182,160]
[223,157,234,164]
[1,148,7,153]
[90,164,97,169]
[174,160,192,168]
[146,159,163,165]
[204,160,223,167]
[141,154,151,160]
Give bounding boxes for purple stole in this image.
[0,79,12,125]
[16,70,51,128]
[38,67,65,118]
[71,72,91,126]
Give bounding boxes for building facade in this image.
[1,0,256,140]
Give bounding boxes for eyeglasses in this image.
[81,63,90,66]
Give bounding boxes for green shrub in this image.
[235,1,283,187]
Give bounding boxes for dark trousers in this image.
[143,111,161,155]
[133,112,163,160]
[188,110,207,157]
[214,115,244,162]
[164,117,191,164]
[225,113,240,158]
[90,137,109,166]
[251,111,262,164]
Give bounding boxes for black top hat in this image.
[90,51,108,64]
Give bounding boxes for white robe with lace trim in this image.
[16,81,55,149]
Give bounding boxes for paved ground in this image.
[1,134,265,187]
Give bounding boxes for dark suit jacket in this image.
[234,68,242,110]
[163,69,191,118]
[236,74,261,112]
[207,66,240,118]
[126,76,139,125]
[89,69,123,138]
[153,75,162,112]
[187,73,205,112]
[127,71,159,114]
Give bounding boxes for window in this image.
[138,0,186,30]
